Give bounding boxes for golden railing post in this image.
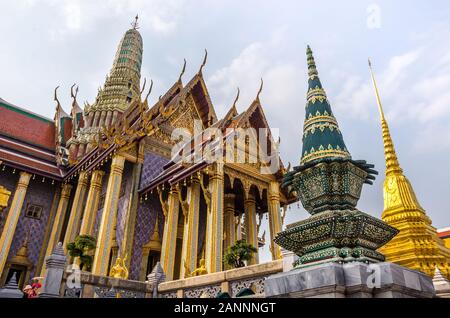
[204,162,224,273]
[79,170,105,236]
[267,181,282,260]
[0,171,31,275]
[63,171,88,252]
[91,155,125,276]
[244,193,258,265]
[223,193,236,250]
[160,186,180,281]
[180,176,200,279]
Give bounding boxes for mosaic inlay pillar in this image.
[40,183,73,276]
[79,170,105,236]
[244,193,259,265]
[63,171,88,252]
[180,177,200,278]
[160,186,180,281]
[205,163,224,273]
[0,171,31,275]
[268,181,282,260]
[223,194,236,252]
[91,155,125,276]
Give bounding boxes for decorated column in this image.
[91,155,125,276]
[244,193,258,265]
[267,181,282,260]
[204,162,224,273]
[223,194,236,252]
[180,177,201,278]
[40,183,73,275]
[79,170,104,236]
[0,171,31,275]
[160,186,180,281]
[63,171,88,251]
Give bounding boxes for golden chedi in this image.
[369,60,450,279]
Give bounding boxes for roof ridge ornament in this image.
[131,14,139,30]
[198,49,208,74]
[232,87,240,109]
[178,58,187,83]
[255,78,263,102]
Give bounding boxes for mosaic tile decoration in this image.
[115,163,133,252]
[7,178,57,279]
[129,197,162,280]
[139,152,169,190]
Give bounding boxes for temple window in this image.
[24,203,43,220]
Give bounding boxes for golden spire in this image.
[368,60,402,176]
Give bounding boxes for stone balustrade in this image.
[61,270,153,298]
[158,260,283,298]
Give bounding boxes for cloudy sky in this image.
[1,1,449,261]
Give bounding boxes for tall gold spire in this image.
[369,59,450,279]
[368,60,402,176]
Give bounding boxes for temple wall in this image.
[5,178,57,278]
[128,151,168,280]
[129,198,162,280]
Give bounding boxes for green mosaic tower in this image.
[301,46,351,165]
[277,47,398,267]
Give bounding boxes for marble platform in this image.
[264,262,435,298]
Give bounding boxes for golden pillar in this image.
[180,177,201,278]
[244,193,258,265]
[79,170,104,236]
[223,194,236,251]
[160,186,180,281]
[0,171,31,275]
[63,171,88,251]
[40,183,73,275]
[268,181,282,260]
[204,163,224,273]
[91,155,125,276]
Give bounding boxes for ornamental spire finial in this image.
[368,59,402,176]
[132,14,139,30]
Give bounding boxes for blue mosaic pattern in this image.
[6,178,57,279]
[139,152,169,189]
[129,197,162,280]
[116,163,133,252]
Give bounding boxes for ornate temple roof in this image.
[0,97,64,178]
[300,46,351,166]
[87,23,143,114]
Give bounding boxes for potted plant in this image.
[66,235,96,271]
[223,240,257,268]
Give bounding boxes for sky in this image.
[1,0,450,262]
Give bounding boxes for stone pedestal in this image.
[264,262,435,298]
[39,242,67,298]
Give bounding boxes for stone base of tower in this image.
[264,262,435,298]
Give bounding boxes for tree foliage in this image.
[66,235,97,270]
[223,240,258,268]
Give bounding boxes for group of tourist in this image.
[22,278,41,298]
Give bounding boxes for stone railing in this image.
[158,260,283,298]
[61,270,153,298]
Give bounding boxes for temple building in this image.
[369,61,450,279]
[0,18,292,289]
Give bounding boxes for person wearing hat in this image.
[23,285,33,298]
